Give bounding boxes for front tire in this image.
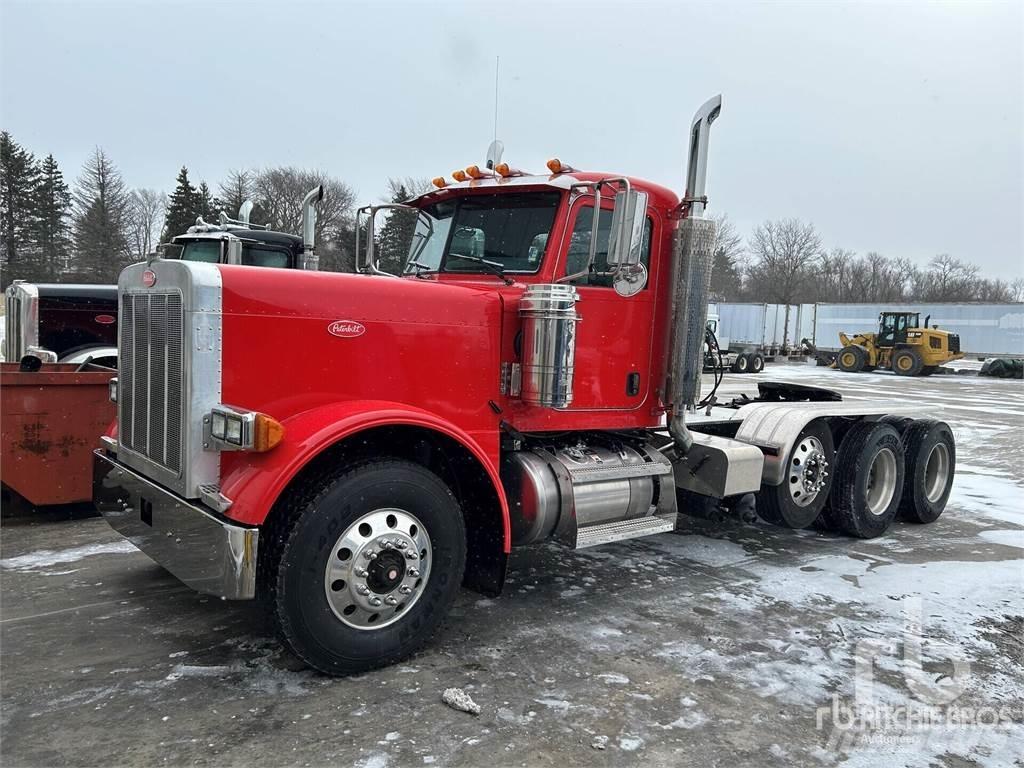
[264,460,466,675]
[837,346,866,373]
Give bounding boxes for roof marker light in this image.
[452,169,468,182]
[432,177,447,188]
[546,158,577,174]
[466,165,495,179]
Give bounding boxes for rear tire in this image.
[756,420,835,529]
[731,354,750,374]
[898,420,955,524]
[828,421,905,538]
[837,346,866,373]
[893,348,924,376]
[262,459,466,675]
[749,353,765,373]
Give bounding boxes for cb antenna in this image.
[486,56,504,170]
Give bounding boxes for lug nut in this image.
[368,597,382,607]
[356,585,370,596]
[405,551,418,560]
[407,568,420,578]
[363,549,376,560]
[354,567,368,577]
[384,596,398,606]
[381,540,394,549]
[399,585,413,594]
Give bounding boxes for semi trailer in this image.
[93,95,956,675]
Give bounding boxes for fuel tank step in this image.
[574,513,676,549]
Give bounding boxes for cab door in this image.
[556,199,658,410]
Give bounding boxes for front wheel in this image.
[263,460,466,675]
[893,348,924,376]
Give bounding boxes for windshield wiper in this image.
[446,253,513,285]
[405,259,437,278]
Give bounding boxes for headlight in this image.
[207,405,284,452]
[108,377,118,404]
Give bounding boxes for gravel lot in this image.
[1,363,1021,767]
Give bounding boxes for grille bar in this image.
[120,291,184,474]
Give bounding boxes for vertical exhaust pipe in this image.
[667,95,722,453]
[300,185,325,271]
[238,200,254,226]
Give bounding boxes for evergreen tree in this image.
[161,166,198,241]
[72,147,132,282]
[32,154,73,278]
[374,184,417,274]
[197,181,216,222]
[0,131,40,283]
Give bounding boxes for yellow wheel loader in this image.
[836,312,963,377]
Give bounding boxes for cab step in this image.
[574,513,676,549]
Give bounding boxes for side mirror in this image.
[607,190,648,267]
[224,238,243,265]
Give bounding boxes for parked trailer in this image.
[94,96,957,675]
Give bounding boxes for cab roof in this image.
[409,171,681,212]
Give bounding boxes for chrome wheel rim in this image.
[866,448,898,515]
[924,442,951,503]
[324,508,432,630]
[788,436,830,507]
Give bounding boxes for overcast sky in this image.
[2,1,1021,280]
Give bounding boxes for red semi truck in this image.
[94,96,956,674]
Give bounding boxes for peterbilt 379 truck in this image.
[93,96,956,674]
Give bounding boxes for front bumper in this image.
[93,450,258,599]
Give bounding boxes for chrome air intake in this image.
[519,284,580,408]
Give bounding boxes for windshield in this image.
[179,240,221,263]
[405,192,559,275]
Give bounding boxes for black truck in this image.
[2,188,323,366]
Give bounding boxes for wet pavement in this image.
[1,363,1021,767]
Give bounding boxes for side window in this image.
[242,246,292,269]
[563,205,652,288]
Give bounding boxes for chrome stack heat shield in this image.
[519,284,581,408]
[667,216,717,451]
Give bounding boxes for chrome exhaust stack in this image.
[300,185,325,271]
[667,95,721,452]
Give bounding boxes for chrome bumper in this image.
[93,450,258,599]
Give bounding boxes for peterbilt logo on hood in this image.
[328,320,366,338]
[142,269,157,287]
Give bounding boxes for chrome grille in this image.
[119,292,184,473]
[3,292,21,360]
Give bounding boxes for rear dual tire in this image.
[824,421,905,538]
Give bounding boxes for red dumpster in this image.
[1,362,115,506]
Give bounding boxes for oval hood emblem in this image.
[142,269,157,287]
[95,314,116,325]
[328,320,365,338]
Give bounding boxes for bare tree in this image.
[746,218,823,304]
[128,188,166,260]
[253,167,357,272]
[709,213,744,300]
[1011,278,1024,303]
[218,169,257,220]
